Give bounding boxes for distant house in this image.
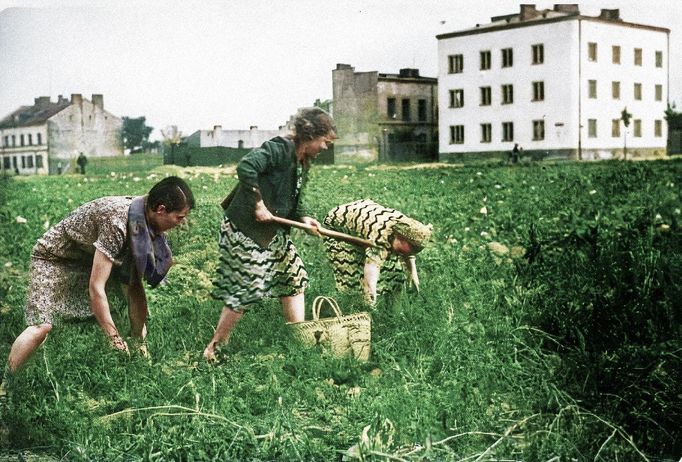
[185,125,290,149]
[0,94,123,175]
[332,63,438,163]
[437,4,670,161]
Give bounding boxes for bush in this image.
[518,209,682,456]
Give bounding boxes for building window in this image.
[532,120,545,140]
[450,125,464,144]
[612,45,621,64]
[532,81,544,101]
[28,134,32,145]
[27,155,34,168]
[20,134,25,147]
[11,135,16,147]
[37,133,42,145]
[588,119,597,138]
[501,84,514,104]
[418,99,427,121]
[36,155,43,168]
[449,54,463,73]
[401,99,411,121]
[634,83,642,100]
[502,122,514,141]
[612,81,620,100]
[588,42,598,61]
[3,136,7,147]
[612,119,621,138]
[21,156,26,168]
[634,48,642,66]
[655,120,662,137]
[480,50,491,70]
[449,89,464,108]
[480,123,492,143]
[3,157,10,169]
[588,80,597,99]
[501,48,513,67]
[532,44,544,64]
[480,87,491,106]
[655,50,663,68]
[387,98,396,118]
[655,84,663,102]
[634,119,642,137]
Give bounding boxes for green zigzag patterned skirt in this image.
[211,217,308,311]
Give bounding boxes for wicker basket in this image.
[288,296,371,361]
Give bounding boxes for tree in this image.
[664,102,682,127]
[313,98,332,113]
[621,107,632,160]
[122,116,154,154]
[161,125,183,164]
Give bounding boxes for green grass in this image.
[1,159,680,460]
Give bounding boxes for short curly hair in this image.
[292,107,336,142]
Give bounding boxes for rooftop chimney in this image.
[91,94,103,110]
[335,63,353,70]
[34,96,51,107]
[553,4,580,14]
[599,9,620,21]
[520,4,539,20]
[399,68,420,78]
[71,93,83,105]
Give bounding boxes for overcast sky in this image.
[1,0,680,140]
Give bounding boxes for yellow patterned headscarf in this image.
[392,217,433,251]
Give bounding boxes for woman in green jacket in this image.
[203,107,336,361]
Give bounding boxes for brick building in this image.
[332,64,438,163]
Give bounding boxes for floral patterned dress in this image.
[25,196,133,325]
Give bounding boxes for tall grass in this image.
[83,153,163,175]
[1,159,680,460]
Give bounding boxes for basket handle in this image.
[312,296,343,320]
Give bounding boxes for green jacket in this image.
[224,136,310,247]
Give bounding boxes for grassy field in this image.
[0,157,680,460]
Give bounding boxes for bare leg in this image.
[7,323,53,373]
[281,293,305,323]
[203,307,243,361]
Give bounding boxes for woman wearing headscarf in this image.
[323,199,432,306]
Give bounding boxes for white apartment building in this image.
[437,4,670,161]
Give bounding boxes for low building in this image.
[332,64,438,163]
[0,94,123,175]
[437,4,670,161]
[185,125,290,149]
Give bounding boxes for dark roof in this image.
[437,8,669,40]
[0,100,71,129]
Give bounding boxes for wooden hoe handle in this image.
[271,216,377,248]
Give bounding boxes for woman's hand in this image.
[254,200,274,222]
[109,333,130,354]
[301,216,321,236]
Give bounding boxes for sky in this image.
[1,0,680,140]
